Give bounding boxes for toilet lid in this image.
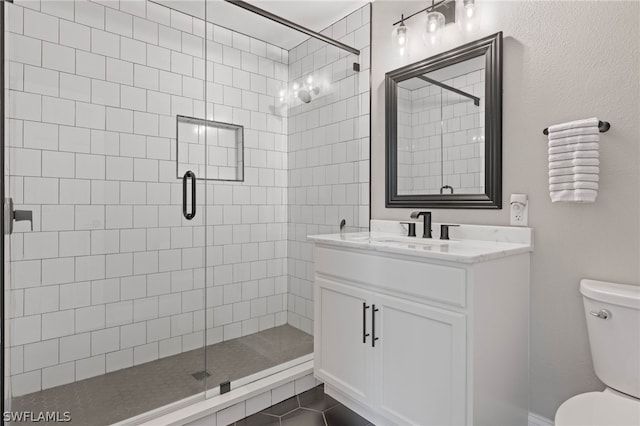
[555,391,640,426]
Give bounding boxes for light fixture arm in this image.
[391,0,453,27]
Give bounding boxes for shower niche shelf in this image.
[176,115,245,182]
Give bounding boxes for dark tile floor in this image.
[235,384,373,426]
[11,325,313,426]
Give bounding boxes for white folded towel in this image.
[548,117,599,133]
[548,134,599,147]
[549,174,599,184]
[547,118,600,203]
[549,166,599,176]
[548,142,600,154]
[549,181,599,191]
[548,126,599,140]
[548,151,599,162]
[550,189,598,203]
[548,158,600,169]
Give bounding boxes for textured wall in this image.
[371,0,640,419]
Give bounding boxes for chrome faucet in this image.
[410,211,432,238]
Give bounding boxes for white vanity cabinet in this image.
[312,231,531,426]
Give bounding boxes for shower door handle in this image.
[182,171,196,220]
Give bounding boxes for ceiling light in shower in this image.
[392,15,410,56]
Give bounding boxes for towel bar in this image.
[543,121,610,136]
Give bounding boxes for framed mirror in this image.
[385,32,502,209]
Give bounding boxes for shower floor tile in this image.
[10,325,312,426]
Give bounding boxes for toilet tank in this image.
[580,279,640,398]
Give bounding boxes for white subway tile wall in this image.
[396,66,485,195]
[5,0,305,395]
[286,5,371,333]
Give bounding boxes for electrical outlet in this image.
[510,194,528,226]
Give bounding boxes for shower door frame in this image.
[1,0,9,418]
[0,0,366,422]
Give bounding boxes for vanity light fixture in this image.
[391,0,467,56]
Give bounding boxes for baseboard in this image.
[529,412,554,426]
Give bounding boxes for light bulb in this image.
[464,0,475,18]
[292,82,300,91]
[424,11,444,45]
[398,32,406,45]
[392,21,409,56]
[462,0,476,31]
[306,75,313,85]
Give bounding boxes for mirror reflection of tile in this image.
[396,56,485,196]
[177,116,244,181]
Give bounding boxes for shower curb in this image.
[118,358,314,426]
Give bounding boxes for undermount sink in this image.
[371,236,453,246]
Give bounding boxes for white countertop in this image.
[308,221,533,264]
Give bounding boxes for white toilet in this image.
[555,279,640,425]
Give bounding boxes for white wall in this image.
[371,0,639,419]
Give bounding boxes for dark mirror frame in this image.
[385,31,503,209]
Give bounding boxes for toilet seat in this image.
[555,389,640,426]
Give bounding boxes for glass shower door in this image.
[2,0,209,423]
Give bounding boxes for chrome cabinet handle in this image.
[590,309,611,320]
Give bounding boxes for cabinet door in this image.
[374,294,467,426]
[314,277,373,406]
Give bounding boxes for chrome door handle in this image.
[590,309,611,320]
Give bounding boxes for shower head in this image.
[297,88,312,103]
[297,86,320,104]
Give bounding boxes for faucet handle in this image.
[440,224,460,240]
[400,222,416,237]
